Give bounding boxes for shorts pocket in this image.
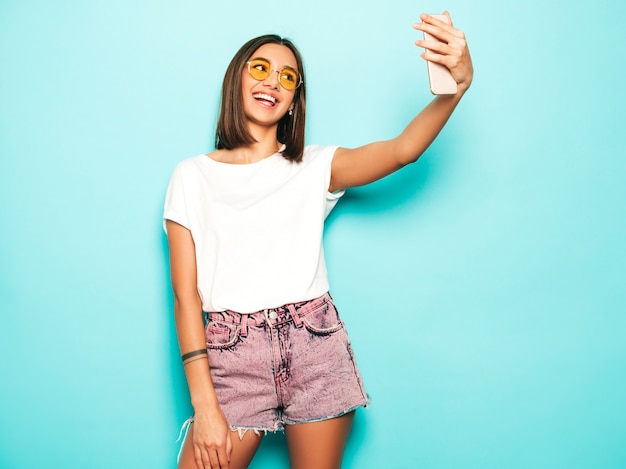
[205,319,240,349]
[301,300,343,335]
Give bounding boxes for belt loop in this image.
[288,304,303,328]
[263,309,273,328]
[240,313,248,337]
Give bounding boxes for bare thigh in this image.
[285,411,355,469]
[177,425,263,469]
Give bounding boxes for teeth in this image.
[253,93,276,104]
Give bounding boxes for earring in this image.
[288,109,293,116]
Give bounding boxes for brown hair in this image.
[215,34,306,162]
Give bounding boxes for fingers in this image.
[413,14,465,45]
[413,12,474,91]
[414,21,463,68]
[194,451,228,469]
[420,39,466,71]
[226,431,233,459]
[193,441,230,469]
[215,445,230,469]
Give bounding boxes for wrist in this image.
[456,78,472,95]
[191,395,220,413]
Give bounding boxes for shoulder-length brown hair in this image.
[215,34,306,162]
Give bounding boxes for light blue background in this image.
[1,0,625,468]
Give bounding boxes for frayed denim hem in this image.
[175,417,284,460]
[176,399,370,461]
[281,398,371,426]
[176,417,194,463]
[230,422,283,440]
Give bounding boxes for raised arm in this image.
[167,220,232,468]
[329,12,473,193]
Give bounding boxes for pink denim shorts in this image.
[204,292,369,433]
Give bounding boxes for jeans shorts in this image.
[204,292,369,433]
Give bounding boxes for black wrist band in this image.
[181,349,208,362]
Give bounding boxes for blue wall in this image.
[1,0,625,467]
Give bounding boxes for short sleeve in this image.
[321,145,345,218]
[163,163,190,233]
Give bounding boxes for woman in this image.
[165,12,473,469]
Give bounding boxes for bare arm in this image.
[329,12,473,192]
[167,220,232,468]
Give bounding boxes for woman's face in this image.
[241,43,299,127]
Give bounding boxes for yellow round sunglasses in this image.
[246,57,303,91]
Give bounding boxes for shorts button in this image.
[269,311,278,320]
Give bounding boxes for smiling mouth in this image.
[253,93,277,107]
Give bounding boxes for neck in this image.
[232,123,282,164]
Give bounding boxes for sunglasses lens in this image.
[248,59,271,81]
[279,68,300,91]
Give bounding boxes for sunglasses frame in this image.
[246,57,303,91]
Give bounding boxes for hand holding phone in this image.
[422,14,458,95]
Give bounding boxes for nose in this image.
[263,70,280,90]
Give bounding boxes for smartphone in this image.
[423,14,458,95]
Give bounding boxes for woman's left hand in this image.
[414,12,474,93]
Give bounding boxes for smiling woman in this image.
[163,14,473,469]
[214,35,307,163]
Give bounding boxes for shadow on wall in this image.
[326,143,447,229]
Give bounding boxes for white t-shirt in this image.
[163,144,343,314]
